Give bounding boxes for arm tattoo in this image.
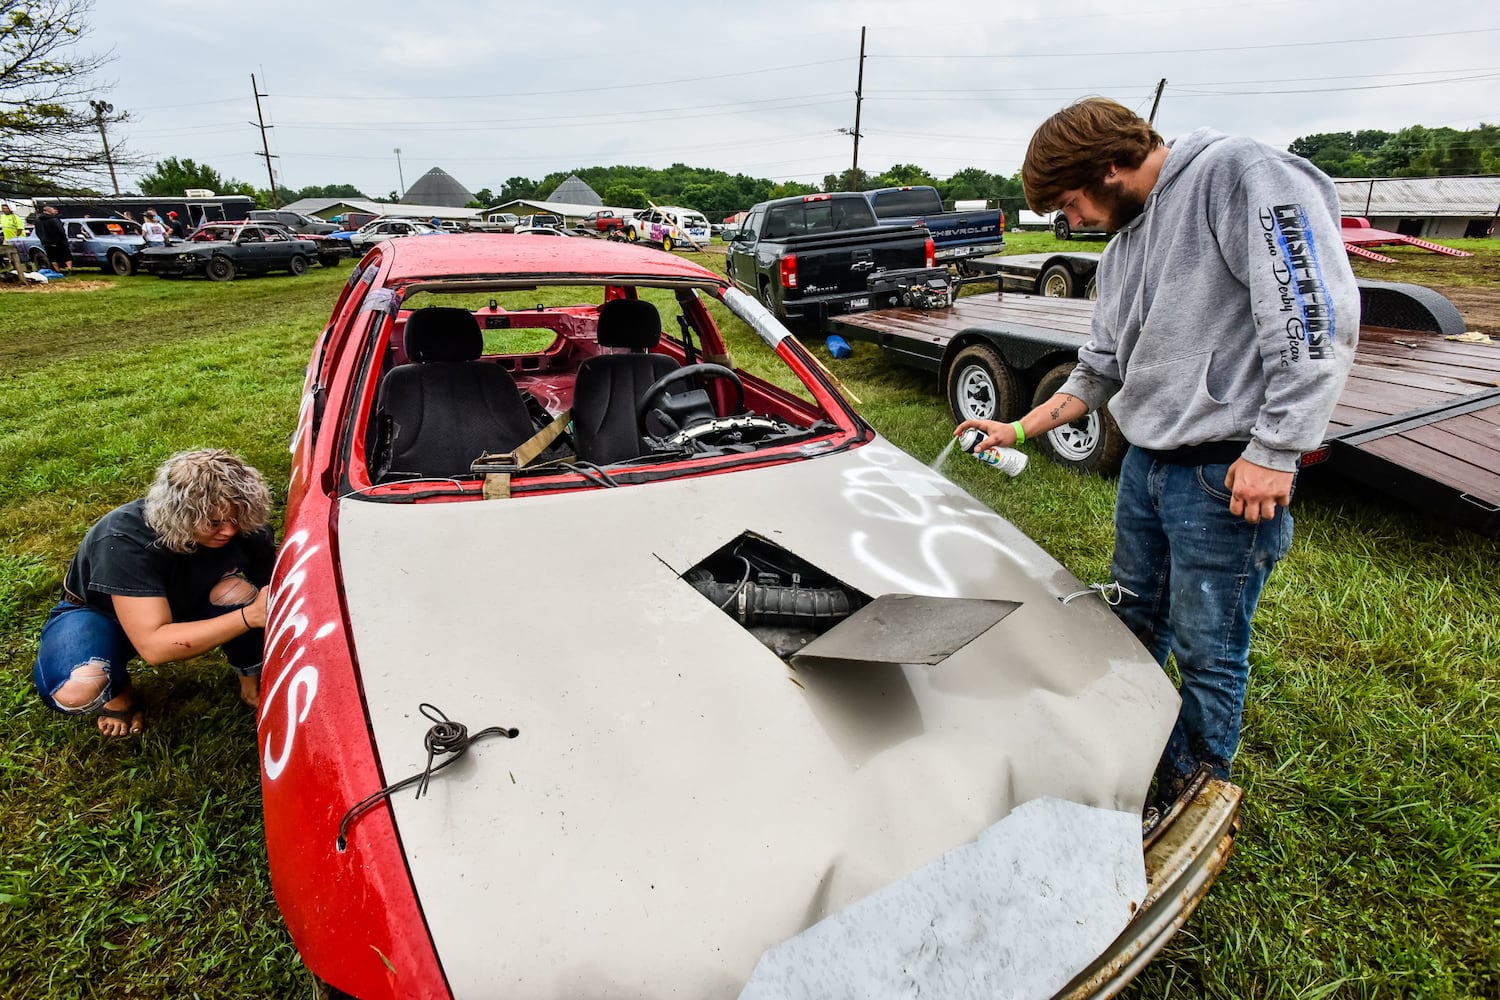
[1048,394,1081,422]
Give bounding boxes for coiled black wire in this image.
[336,703,519,851]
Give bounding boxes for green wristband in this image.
[1010,420,1026,445]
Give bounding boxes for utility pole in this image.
[1147,78,1166,126]
[250,74,280,207]
[89,100,120,195]
[394,147,406,200]
[850,26,866,190]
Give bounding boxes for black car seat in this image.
[375,307,536,480]
[571,299,678,465]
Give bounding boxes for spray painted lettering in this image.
[260,528,332,781]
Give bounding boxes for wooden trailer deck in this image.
[829,286,1500,534]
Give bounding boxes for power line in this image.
[869,26,1500,60]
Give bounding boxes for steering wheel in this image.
[637,363,745,427]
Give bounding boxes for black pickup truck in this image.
[724,192,950,322]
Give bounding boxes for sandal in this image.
[96,690,144,737]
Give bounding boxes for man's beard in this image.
[1091,177,1146,232]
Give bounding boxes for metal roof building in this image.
[1334,175,1500,239]
[546,175,602,206]
[401,167,477,209]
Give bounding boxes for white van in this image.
[627,206,710,251]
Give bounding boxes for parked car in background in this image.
[248,209,341,235]
[517,213,563,230]
[255,221,354,268]
[512,226,572,237]
[137,221,317,281]
[8,216,147,275]
[578,210,629,236]
[263,232,1240,1000]
[1015,209,1109,240]
[626,205,711,251]
[348,219,445,253]
[479,212,520,233]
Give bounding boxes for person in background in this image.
[167,210,188,240]
[1,202,26,242]
[957,97,1359,810]
[33,205,72,272]
[31,449,277,736]
[141,210,168,247]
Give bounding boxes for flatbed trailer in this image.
[964,251,1101,299]
[827,281,1500,535]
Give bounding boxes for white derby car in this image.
[261,235,1240,1000]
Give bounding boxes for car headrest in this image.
[596,299,661,351]
[404,307,483,363]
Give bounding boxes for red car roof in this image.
[373,233,728,285]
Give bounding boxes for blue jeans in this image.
[1109,447,1293,800]
[33,599,264,715]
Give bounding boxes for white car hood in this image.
[335,441,1178,999]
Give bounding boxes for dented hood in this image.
[334,440,1179,999]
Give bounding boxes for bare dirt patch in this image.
[0,278,113,294]
[1430,285,1500,335]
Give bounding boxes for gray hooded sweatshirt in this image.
[1059,128,1360,472]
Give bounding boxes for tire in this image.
[207,255,236,282]
[289,254,309,276]
[758,279,777,313]
[29,248,50,269]
[318,253,341,268]
[946,343,1026,423]
[1031,361,1127,476]
[1085,275,1098,300]
[626,227,638,242]
[662,235,674,252]
[1040,264,1074,297]
[1053,216,1072,240]
[107,249,132,276]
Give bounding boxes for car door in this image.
[725,208,763,292]
[260,226,295,268]
[235,225,272,270]
[66,221,99,266]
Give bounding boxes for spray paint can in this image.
[958,427,1028,477]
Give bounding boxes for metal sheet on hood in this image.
[791,593,1021,667]
[333,439,1180,998]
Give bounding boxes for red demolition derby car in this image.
[258,235,1241,1000]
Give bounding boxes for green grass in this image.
[2,249,1498,998]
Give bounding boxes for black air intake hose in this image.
[689,574,856,628]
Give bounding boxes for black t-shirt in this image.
[63,499,276,622]
[34,213,68,247]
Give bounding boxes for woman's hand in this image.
[242,586,269,630]
[953,418,1016,453]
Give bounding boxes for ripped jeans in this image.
[33,596,263,714]
[1109,447,1294,801]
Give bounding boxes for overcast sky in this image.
[86,0,1498,199]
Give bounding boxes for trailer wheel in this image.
[947,343,1025,423]
[1053,216,1072,240]
[1040,264,1074,297]
[1086,275,1098,300]
[1032,362,1127,476]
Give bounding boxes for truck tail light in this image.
[780,254,798,288]
[924,237,935,269]
[998,209,1006,233]
[802,194,831,203]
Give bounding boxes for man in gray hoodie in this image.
[957,98,1358,808]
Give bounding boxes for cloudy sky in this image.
[86,0,1498,199]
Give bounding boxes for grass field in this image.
[1,239,1497,999]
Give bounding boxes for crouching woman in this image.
[32,449,277,736]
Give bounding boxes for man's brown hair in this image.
[1021,97,1164,211]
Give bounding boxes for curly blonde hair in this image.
[143,449,272,553]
